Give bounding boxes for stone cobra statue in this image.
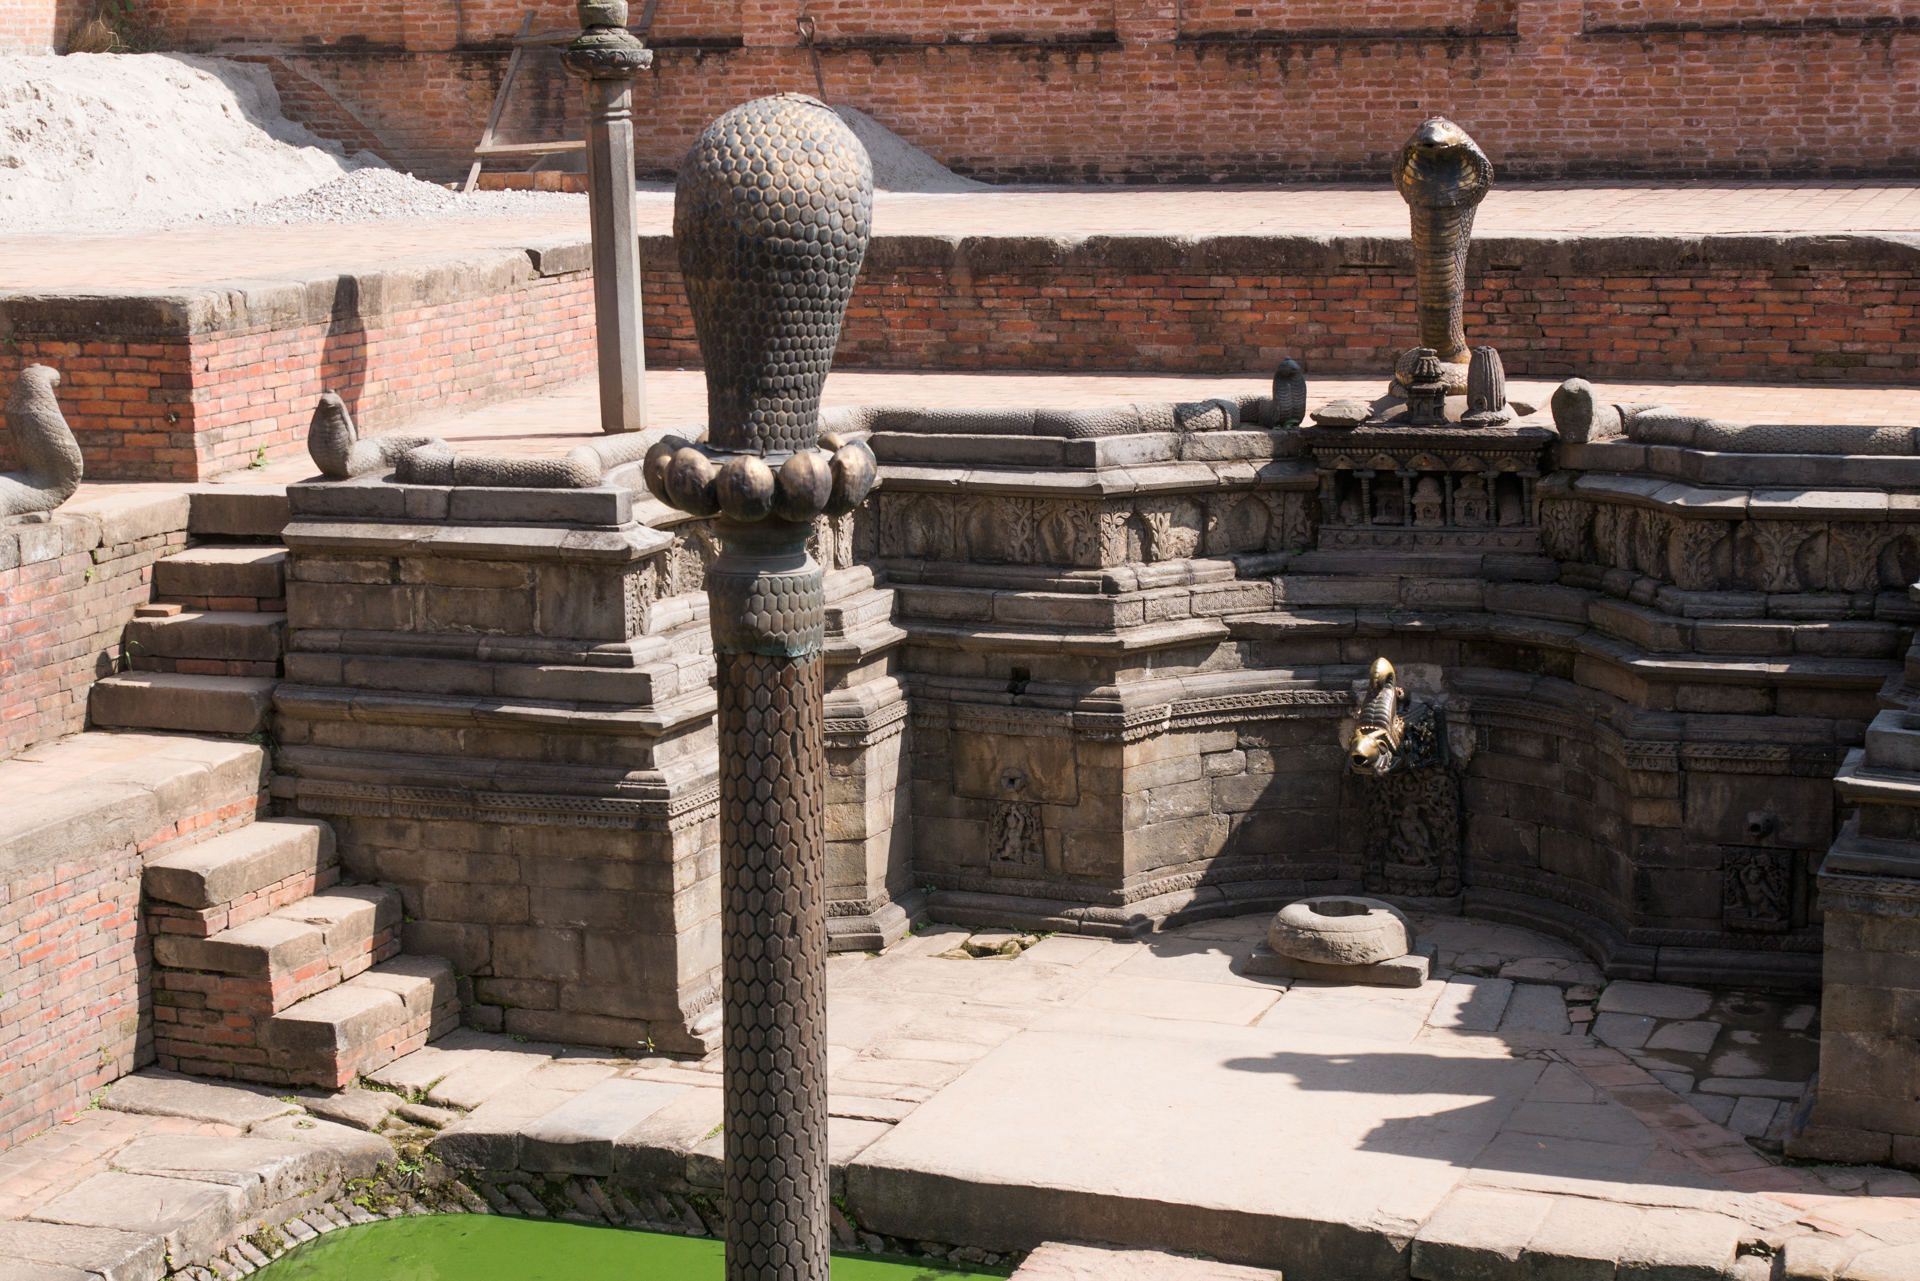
[1,365,83,519]
[306,392,448,480]
[643,93,876,1281]
[1391,118,1493,397]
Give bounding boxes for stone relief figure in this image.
[1723,848,1793,933]
[1390,118,1493,396]
[1372,487,1404,526]
[2,365,84,519]
[990,767,1044,870]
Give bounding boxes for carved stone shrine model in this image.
[1,365,83,520]
[1350,659,1462,906]
[643,93,875,1281]
[1391,117,1492,397]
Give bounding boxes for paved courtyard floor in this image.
[3,913,1917,1280]
[4,181,1919,293]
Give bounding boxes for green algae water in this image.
[254,1217,1010,1280]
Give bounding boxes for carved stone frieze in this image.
[1543,498,1920,596]
[874,489,1303,568]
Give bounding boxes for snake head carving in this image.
[1393,117,1493,211]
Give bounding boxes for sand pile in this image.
[0,52,385,234]
[833,105,987,193]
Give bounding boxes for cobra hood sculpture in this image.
[1391,117,1494,396]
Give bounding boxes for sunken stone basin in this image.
[1267,896,1413,966]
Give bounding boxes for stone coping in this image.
[5,229,1917,339]
[1563,441,1920,490]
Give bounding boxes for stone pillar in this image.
[645,95,876,1281]
[563,0,651,436]
[1791,705,1920,1168]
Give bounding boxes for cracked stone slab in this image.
[1428,976,1514,1031]
[1646,1021,1721,1055]
[1596,982,1711,1021]
[1412,1186,1553,1279]
[101,1072,301,1127]
[0,1221,166,1281]
[518,1078,692,1176]
[249,1115,395,1182]
[0,1263,96,1281]
[1013,1241,1281,1279]
[1616,1206,1740,1280]
[1499,983,1572,1036]
[110,1136,335,1216]
[30,1172,246,1271]
[301,1088,396,1132]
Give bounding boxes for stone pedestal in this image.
[1790,708,1920,1168]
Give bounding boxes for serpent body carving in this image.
[307,392,447,480]
[1391,118,1493,396]
[2,365,83,519]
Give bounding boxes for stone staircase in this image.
[146,815,457,1089]
[90,496,289,739]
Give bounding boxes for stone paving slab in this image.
[109,1137,333,1216]
[0,1222,165,1281]
[29,1172,244,1272]
[98,1074,299,1130]
[517,1079,690,1177]
[1012,1241,1282,1280]
[845,1016,1544,1280]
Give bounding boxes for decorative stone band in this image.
[705,524,827,659]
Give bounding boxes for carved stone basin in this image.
[1267,895,1413,966]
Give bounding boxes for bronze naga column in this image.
[643,95,876,1281]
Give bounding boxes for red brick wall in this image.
[0,514,186,763]
[138,0,1920,183]
[636,239,1920,381]
[0,0,88,52]
[0,786,258,1152]
[0,257,597,482]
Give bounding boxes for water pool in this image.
[252,1217,1011,1280]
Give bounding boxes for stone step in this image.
[144,818,339,938]
[259,955,459,1090]
[185,485,289,540]
[153,546,287,606]
[124,610,286,666]
[89,673,277,737]
[154,882,407,1081]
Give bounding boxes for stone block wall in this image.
[0,494,191,764]
[0,245,595,482]
[150,3,1920,182]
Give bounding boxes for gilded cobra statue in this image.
[1390,118,1493,397]
[2,365,83,519]
[1349,658,1406,776]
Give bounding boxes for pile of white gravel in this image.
[0,52,394,234]
[196,165,587,227]
[0,53,983,236]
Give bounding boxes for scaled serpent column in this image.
[645,96,876,1281]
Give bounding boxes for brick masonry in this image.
[92,1,1920,184]
[0,508,189,764]
[0,789,259,1152]
[7,229,1914,483]
[0,245,597,482]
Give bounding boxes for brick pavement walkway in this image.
[4,182,1919,294]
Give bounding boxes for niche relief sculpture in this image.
[989,767,1045,876]
[1723,848,1794,933]
[1348,659,1462,901]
